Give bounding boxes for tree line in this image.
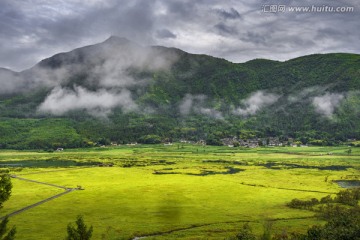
[230,188,360,240]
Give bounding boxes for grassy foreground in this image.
[1,145,359,239]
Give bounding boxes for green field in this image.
[1,145,359,239]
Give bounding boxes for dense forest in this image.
[0,37,359,149]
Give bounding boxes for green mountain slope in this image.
[0,37,359,149]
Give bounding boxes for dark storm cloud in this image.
[316,28,344,39]
[215,7,241,19]
[241,31,267,45]
[0,0,158,71]
[0,0,358,71]
[35,0,157,46]
[156,29,177,39]
[165,0,204,18]
[214,23,238,36]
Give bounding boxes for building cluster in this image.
[220,137,298,148]
[99,137,316,148]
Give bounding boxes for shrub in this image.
[66,215,93,240]
[233,223,256,240]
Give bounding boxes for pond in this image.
[259,162,350,171]
[0,159,99,168]
[153,167,244,176]
[334,180,360,188]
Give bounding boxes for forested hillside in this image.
[0,37,359,149]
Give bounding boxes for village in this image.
[100,137,306,148]
[217,136,303,148]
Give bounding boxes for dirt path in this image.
[10,175,69,189]
[0,189,75,220]
[14,166,94,176]
[1,175,81,219]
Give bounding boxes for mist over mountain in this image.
[0,36,359,149]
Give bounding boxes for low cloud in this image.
[0,69,22,94]
[0,37,179,95]
[0,66,65,94]
[88,40,179,88]
[179,94,206,115]
[199,107,223,120]
[288,87,320,103]
[233,90,280,116]
[179,94,223,119]
[38,86,137,117]
[2,37,180,117]
[312,92,344,117]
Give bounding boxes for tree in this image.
[305,225,322,240]
[138,135,162,144]
[0,175,12,208]
[347,148,352,155]
[234,223,256,240]
[0,217,16,240]
[66,215,93,240]
[206,136,223,146]
[0,175,16,239]
[321,205,360,240]
[260,220,273,240]
[284,189,360,240]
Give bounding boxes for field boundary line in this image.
[132,216,316,239]
[217,179,337,194]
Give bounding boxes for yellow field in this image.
[1,145,359,239]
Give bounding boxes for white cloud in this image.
[178,94,223,119]
[233,90,280,116]
[312,92,344,117]
[199,107,223,120]
[38,86,137,117]
[179,94,206,115]
[88,40,179,88]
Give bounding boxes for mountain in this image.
[0,36,359,149]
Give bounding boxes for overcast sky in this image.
[0,0,359,71]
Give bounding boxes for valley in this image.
[1,145,359,239]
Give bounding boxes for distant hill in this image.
[0,36,359,149]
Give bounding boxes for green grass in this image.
[1,145,359,239]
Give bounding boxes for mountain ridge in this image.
[0,38,359,149]
[3,36,359,72]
